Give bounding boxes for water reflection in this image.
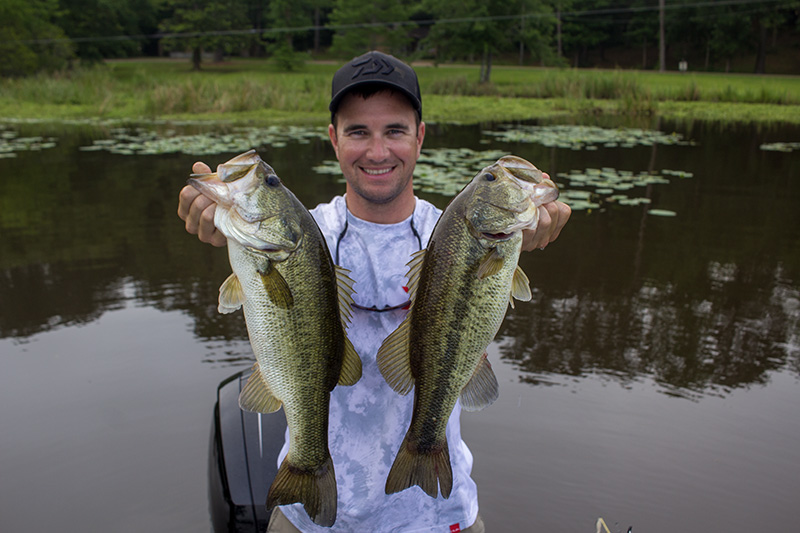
[1,120,798,395]
[499,262,799,396]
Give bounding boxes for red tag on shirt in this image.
[449,524,461,533]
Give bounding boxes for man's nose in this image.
[366,135,390,161]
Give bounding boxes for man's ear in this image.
[416,121,426,159]
[328,124,339,157]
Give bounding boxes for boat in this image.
[208,369,286,532]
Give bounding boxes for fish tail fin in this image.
[267,455,337,527]
[385,435,452,499]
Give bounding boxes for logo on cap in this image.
[350,56,395,79]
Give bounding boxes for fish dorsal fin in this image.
[376,315,414,395]
[335,265,356,325]
[259,261,294,309]
[218,272,246,314]
[405,248,427,303]
[338,335,362,386]
[239,362,282,413]
[476,247,505,279]
[511,265,532,302]
[334,264,362,387]
[459,353,500,412]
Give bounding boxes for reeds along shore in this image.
[1,60,798,124]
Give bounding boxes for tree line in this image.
[2,0,798,77]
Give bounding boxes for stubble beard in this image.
[347,169,413,206]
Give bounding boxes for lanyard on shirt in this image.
[334,214,422,312]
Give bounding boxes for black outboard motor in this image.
[209,370,287,532]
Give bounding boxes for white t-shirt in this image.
[277,195,480,532]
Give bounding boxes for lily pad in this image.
[760,142,800,152]
[647,209,678,217]
[482,124,695,150]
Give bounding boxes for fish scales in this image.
[188,150,361,527]
[378,155,558,500]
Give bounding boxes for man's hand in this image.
[177,162,227,247]
[521,173,571,251]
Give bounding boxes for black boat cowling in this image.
[209,370,287,532]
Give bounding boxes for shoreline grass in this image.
[1,59,799,126]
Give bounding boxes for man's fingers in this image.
[178,185,202,221]
[197,204,226,247]
[192,161,212,174]
[521,200,571,252]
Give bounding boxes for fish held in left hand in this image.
[187,150,362,527]
[377,155,558,500]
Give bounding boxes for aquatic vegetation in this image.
[557,167,692,212]
[317,147,692,215]
[482,124,695,150]
[314,147,510,197]
[78,125,329,155]
[0,126,57,158]
[760,142,800,152]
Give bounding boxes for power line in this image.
[11,0,793,46]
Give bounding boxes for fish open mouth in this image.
[482,231,513,240]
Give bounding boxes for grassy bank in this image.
[1,59,799,126]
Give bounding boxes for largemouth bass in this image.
[188,150,361,527]
[377,155,558,499]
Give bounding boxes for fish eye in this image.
[483,173,496,182]
[265,175,280,187]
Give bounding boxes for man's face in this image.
[328,90,425,216]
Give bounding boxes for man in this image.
[178,51,570,532]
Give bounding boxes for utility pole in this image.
[659,0,666,71]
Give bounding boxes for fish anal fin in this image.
[476,248,505,279]
[218,273,245,314]
[259,262,294,309]
[385,435,452,499]
[511,265,532,302]
[268,454,337,527]
[459,353,499,412]
[376,316,414,395]
[337,335,362,387]
[239,363,282,413]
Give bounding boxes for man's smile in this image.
[361,166,396,176]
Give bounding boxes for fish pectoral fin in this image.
[376,315,414,395]
[238,363,282,413]
[335,265,356,325]
[459,353,500,412]
[511,265,532,302]
[218,273,246,313]
[337,335,362,387]
[476,247,505,279]
[259,261,294,309]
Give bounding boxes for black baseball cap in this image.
[329,51,422,120]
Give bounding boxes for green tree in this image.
[0,0,74,76]
[560,0,615,67]
[159,0,251,70]
[622,0,659,69]
[59,0,159,62]
[422,0,554,81]
[327,0,415,58]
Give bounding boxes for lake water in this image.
[0,117,798,532]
